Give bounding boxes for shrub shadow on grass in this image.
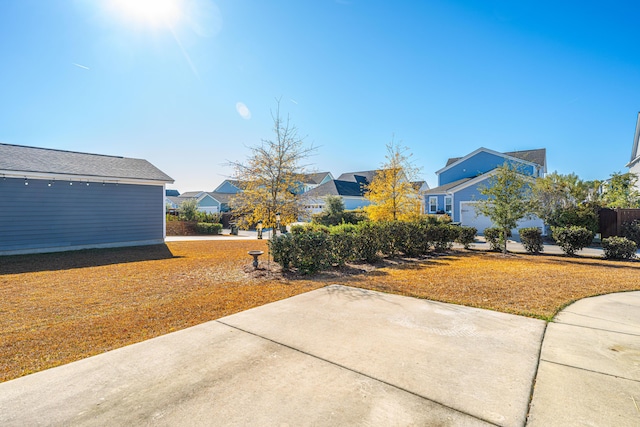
[265,251,463,282]
[0,244,180,275]
[540,255,640,270]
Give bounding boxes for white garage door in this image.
[459,202,544,236]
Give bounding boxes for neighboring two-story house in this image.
[303,170,381,215]
[424,147,546,235]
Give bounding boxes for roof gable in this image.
[0,143,173,183]
[300,172,333,185]
[213,180,243,193]
[438,147,546,175]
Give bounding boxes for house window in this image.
[428,197,438,214]
[444,196,452,214]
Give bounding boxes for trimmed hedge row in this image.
[195,222,223,235]
[270,220,477,274]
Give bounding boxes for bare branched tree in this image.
[228,99,316,229]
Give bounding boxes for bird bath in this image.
[248,250,264,269]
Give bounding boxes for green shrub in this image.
[426,224,458,252]
[484,227,511,252]
[290,231,332,274]
[354,222,383,263]
[272,219,463,272]
[602,236,637,260]
[329,224,358,266]
[290,223,329,235]
[178,198,199,221]
[195,222,222,235]
[402,220,429,257]
[196,211,222,223]
[424,214,452,225]
[621,219,640,247]
[553,204,599,234]
[270,232,332,274]
[519,227,544,254]
[269,234,295,269]
[455,226,477,249]
[552,226,593,256]
[378,221,407,257]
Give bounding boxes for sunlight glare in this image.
[110,0,183,27]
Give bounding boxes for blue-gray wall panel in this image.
[0,178,163,252]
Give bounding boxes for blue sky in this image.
[1,0,639,192]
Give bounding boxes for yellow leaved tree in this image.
[365,139,422,221]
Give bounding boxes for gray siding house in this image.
[0,143,173,255]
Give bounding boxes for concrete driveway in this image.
[1,286,638,426]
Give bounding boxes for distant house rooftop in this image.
[305,179,366,198]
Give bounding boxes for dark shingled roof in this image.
[208,192,233,204]
[178,191,205,199]
[424,177,472,194]
[300,172,331,185]
[446,148,546,168]
[305,179,365,198]
[504,148,546,167]
[0,143,173,183]
[337,170,380,184]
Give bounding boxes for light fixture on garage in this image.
[24,177,28,186]
[69,181,73,186]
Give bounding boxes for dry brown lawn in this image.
[1,239,639,383]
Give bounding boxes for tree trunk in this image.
[502,228,509,254]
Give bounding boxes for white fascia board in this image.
[435,147,540,176]
[627,112,640,167]
[0,169,170,186]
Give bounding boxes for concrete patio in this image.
[1,286,638,426]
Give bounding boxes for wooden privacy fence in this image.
[599,208,640,238]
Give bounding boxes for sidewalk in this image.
[465,238,610,257]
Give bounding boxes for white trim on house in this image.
[435,147,540,175]
[444,195,453,215]
[626,112,640,168]
[0,169,168,186]
[428,196,438,214]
